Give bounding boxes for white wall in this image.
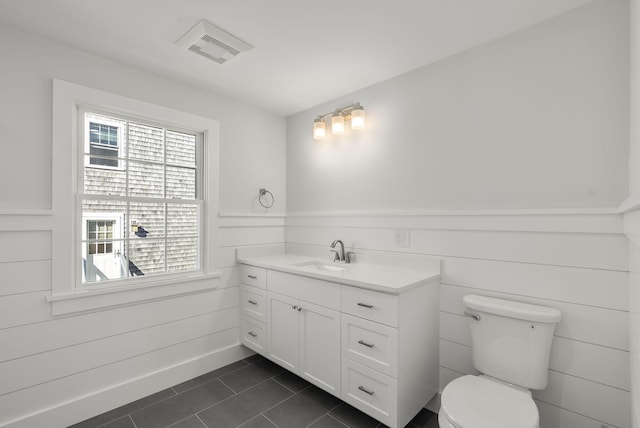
[287,0,628,213]
[626,0,640,427]
[286,1,630,427]
[0,24,286,427]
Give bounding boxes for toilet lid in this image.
[441,375,539,428]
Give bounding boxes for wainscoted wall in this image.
[285,1,630,427]
[627,2,640,427]
[285,211,629,428]
[0,24,287,427]
[0,213,284,427]
[628,212,640,428]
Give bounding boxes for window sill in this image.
[47,272,222,316]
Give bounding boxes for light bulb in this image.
[350,103,365,130]
[313,118,326,140]
[331,112,344,135]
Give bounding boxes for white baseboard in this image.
[426,392,441,414]
[3,344,253,428]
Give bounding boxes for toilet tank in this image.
[463,295,561,390]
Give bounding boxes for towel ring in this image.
[258,188,274,209]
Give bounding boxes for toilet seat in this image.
[440,375,539,428]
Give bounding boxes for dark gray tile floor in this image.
[70,354,439,428]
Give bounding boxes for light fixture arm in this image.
[315,103,362,121]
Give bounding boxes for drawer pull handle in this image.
[358,340,375,348]
[357,302,374,309]
[358,386,375,396]
[248,331,258,338]
[248,300,258,305]
[247,275,258,279]
[292,305,303,312]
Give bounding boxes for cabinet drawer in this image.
[241,316,266,354]
[341,358,397,427]
[241,265,266,288]
[341,287,398,327]
[241,284,267,322]
[342,314,398,377]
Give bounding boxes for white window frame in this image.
[49,79,221,316]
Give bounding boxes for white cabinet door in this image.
[267,292,300,372]
[299,301,341,396]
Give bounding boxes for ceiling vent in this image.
[176,19,253,64]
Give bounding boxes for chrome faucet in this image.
[330,239,351,263]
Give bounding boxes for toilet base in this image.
[438,409,456,428]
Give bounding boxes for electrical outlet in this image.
[394,230,410,248]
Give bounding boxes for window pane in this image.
[128,239,165,276]
[129,202,165,238]
[166,237,198,273]
[82,200,126,220]
[82,240,127,284]
[128,161,164,198]
[167,204,198,238]
[166,130,196,166]
[129,122,164,163]
[81,202,126,284]
[166,166,196,199]
[84,156,126,195]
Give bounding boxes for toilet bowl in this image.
[438,375,539,428]
[438,295,561,428]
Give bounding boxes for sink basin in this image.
[293,261,347,272]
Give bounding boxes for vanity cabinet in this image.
[267,270,341,396]
[339,285,439,428]
[239,261,439,428]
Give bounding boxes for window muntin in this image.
[80,109,202,286]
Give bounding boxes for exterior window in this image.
[89,122,119,167]
[80,110,203,285]
[87,220,114,254]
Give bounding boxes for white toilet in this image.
[438,294,561,428]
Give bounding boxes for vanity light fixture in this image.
[312,102,365,140]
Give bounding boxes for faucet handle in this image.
[345,251,355,263]
[329,249,341,262]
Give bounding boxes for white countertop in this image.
[237,253,440,294]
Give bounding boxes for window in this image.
[89,122,119,167]
[51,80,219,314]
[81,109,203,285]
[87,220,115,254]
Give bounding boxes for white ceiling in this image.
[0,0,595,116]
